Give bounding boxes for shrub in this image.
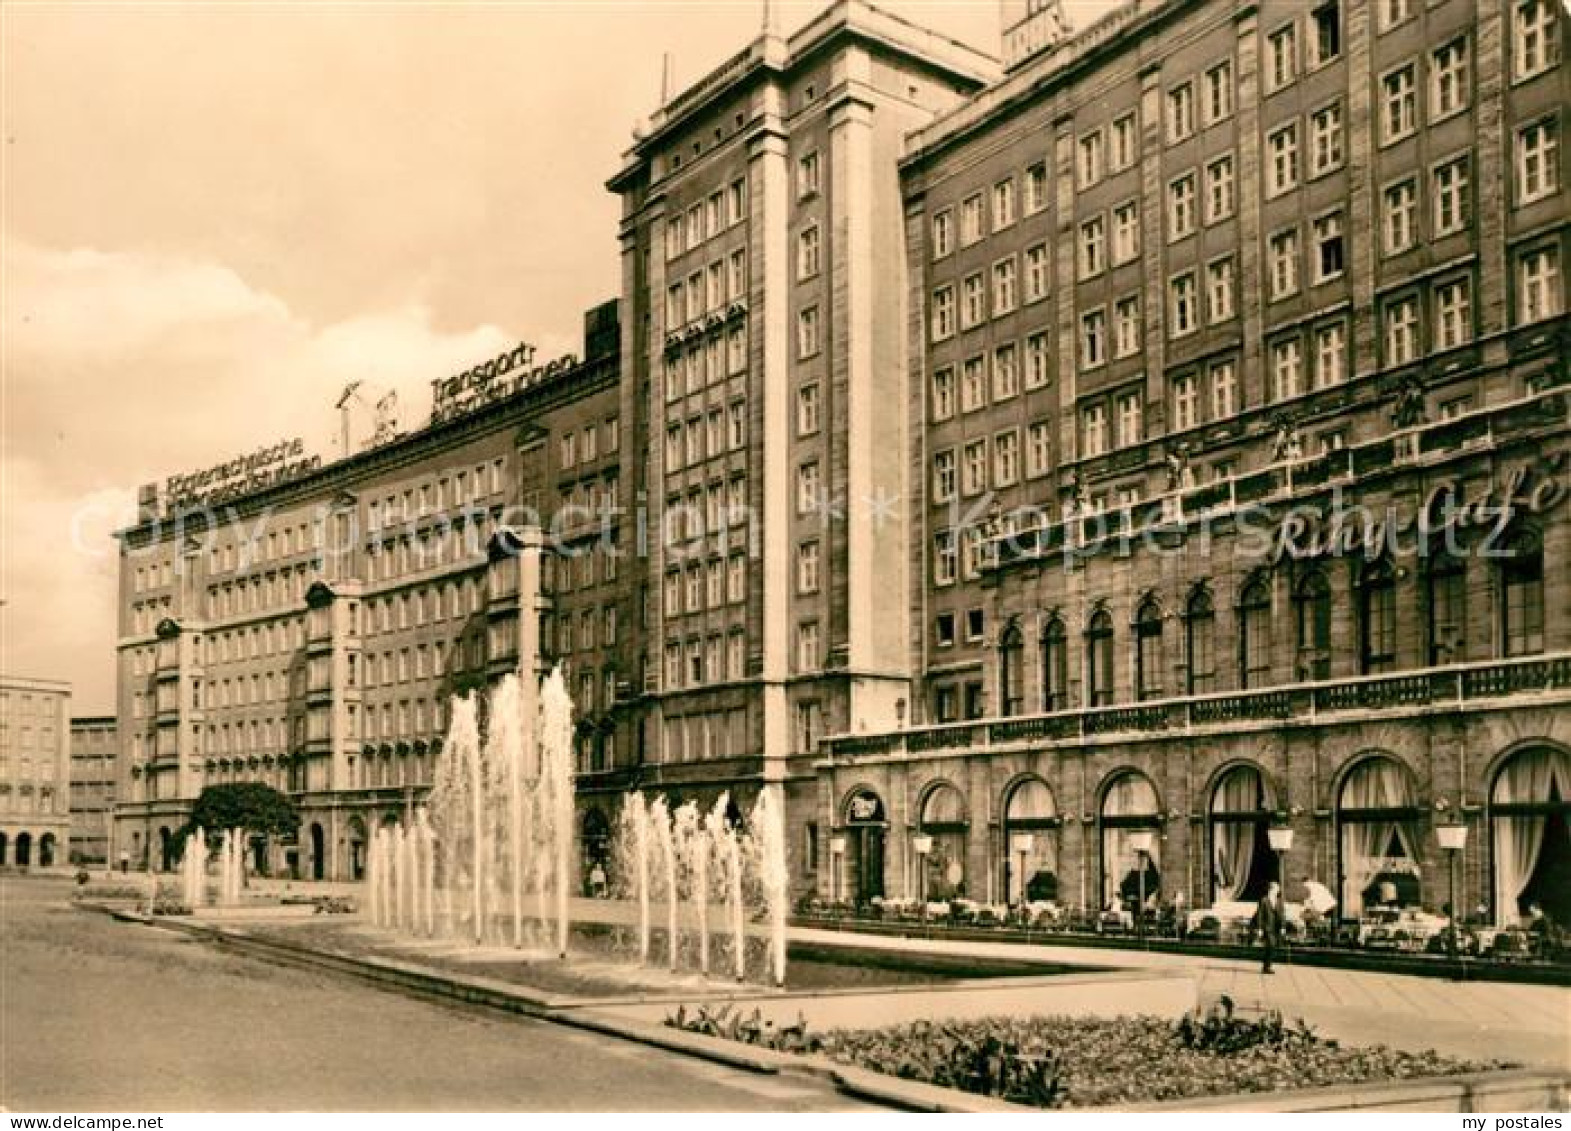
[666,1003,820,1054]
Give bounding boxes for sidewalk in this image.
[791,926,1571,1070]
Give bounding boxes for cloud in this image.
[1,237,526,710]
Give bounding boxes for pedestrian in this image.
[1251,881,1285,974]
[589,861,607,898]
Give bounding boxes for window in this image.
[797,383,820,436]
[1024,244,1050,303]
[1080,310,1107,370]
[1205,155,1235,223]
[1383,179,1417,254]
[961,193,984,245]
[1385,295,1420,365]
[1108,394,1141,452]
[1172,373,1199,431]
[1078,131,1104,187]
[1239,578,1272,688]
[961,356,986,412]
[1167,174,1196,240]
[1169,272,1198,337]
[1517,118,1560,203]
[1042,619,1068,711]
[994,430,1019,487]
[1427,551,1467,665]
[1513,0,1560,81]
[963,272,986,327]
[1206,258,1235,323]
[1431,38,1470,119]
[1026,163,1049,213]
[1086,610,1115,707]
[932,366,955,420]
[1309,2,1340,66]
[1167,83,1196,142]
[1017,335,1048,391]
[1210,359,1238,418]
[1312,321,1346,388]
[1312,212,1345,284]
[1269,228,1300,299]
[933,449,956,502]
[993,344,1019,400]
[797,150,820,198]
[999,624,1025,716]
[1136,600,1165,701]
[796,306,820,360]
[1518,245,1563,324]
[796,622,819,672]
[1113,295,1141,358]
[1112,201,1140,264]
[1296,568,1333,679]
[1267,123,1299,196]
[932,209,954,258]
[1379,0,1413,32]
[1382,65,1416,143]
[1186,590,1217,694]
[1433,156,1470,236]
[992,258,1018,314]
[1435,277,1472,349]
[796,224,820,279]
[992,179,1016,229]
[1079,216,1105,278]
[728,178,746,224]
[1358,560,1397,674]
[1309,103,1344,175]
[932,285,955,341]
[1500,535,1545,657]
[933,530,957,586]
[796,541,820,595]
[1027,421,1052,477]
[1268,24,1298,91]
[796,462,820,514]
[1111,113,1138,171]
[1203,60,1233,126]
[1271,337,1304,401]
[1082,402,1108,457]
[962,440,987,495]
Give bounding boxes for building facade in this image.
[0,677,73,870]
[603,1,996,868]
[70,715,117,867]
[112,303,637,880]
[811,0,1571,927]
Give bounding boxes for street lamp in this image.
[829,836,846,905]
[1128,829,1156,941]
[1436,820,1468,971]
[913,834,933,916]
[1010,833,1035,909]
[1267,823,1295,886]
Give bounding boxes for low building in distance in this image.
[0,676,73,870]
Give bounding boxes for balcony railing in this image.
[822,653,1571,762]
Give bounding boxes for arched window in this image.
[1003,778,1058,905]
[919,783,969,901]
[1490,746,1571,928]
[1358,558,1397,674]
[999,623,1025,717]
[1042,618,1068,711]
[1209,764,1274,902]
[1499,531,1545,657]
[1426,548,1467,666]
[1295,567,1332,680]
[1100,771,1161,907]
[1336,756,1421,917]
[1239,578,1272,689]
[1135,599,1165,701]
[1186,588,1217,694]
[1086,609,1115,707]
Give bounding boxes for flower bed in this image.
[666,997,1516,1109]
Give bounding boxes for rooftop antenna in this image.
[660,52,672,104]
[762,0,778,36]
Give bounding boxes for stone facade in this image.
[69,715,116,867]
[0,676,72,870]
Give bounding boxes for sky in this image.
[1,0,1117,713]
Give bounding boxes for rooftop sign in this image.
[429,342,581,426]
[163,438,321,513]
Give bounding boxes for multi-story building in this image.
[0,676,72,870]
[112,302,635,880]
[70,715,117,867]
[813,0,1571,926]
[604,0,996,870]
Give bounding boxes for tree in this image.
[186,782,300,840]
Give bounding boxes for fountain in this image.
[363,662,790,987]
[180,826,207,910]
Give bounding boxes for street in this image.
[0,876,873,1112]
